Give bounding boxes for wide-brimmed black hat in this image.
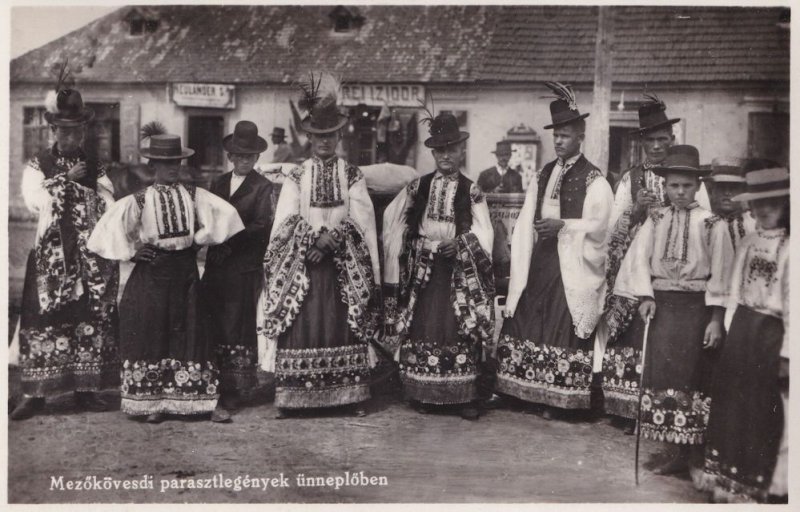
[631,94,680,135]
[424,113,470,148]
[139,134,195,160]
[491,140,513,157]
[652,145,710,177]
[732,166,790,202]
[44,89,94,126]
[542,82,589,130]
[270,127,287,140]
[223,121,268,154]
[544,99,590,130]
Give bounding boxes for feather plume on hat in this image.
[417,92,437,128]
[45,59,71,114]
[543,81,578,111]
[642,92,666,109]
[297,72,342,115]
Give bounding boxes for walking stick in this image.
[635,315,652,486]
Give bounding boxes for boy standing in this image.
[203,121,274,420]
[614,144,734,475]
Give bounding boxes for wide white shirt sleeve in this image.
[269,168,302,242]
[704,217,735,308]
[346,171,381,283]
[608,172,633,231]
[382,185,411,286]
[614,215,656,300]
[194,187,245,246]
[21,165,51,215]
[87,195,143,261]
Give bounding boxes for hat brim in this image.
[222,134,268,154]
[702,175,746,183]
[544,112,590,130]
[301,114,349,134]
[652,166,711,178]
[631,118,681,135]
[44,109,95,126]
[732,189,791,202]
[424,131,470,149]
[139,148,195,160]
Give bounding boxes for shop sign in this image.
[341,84,425,107]
[170,83,236,109]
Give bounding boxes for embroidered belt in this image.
[651,278,706,292]
[153,247,196,256]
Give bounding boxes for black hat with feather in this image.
[542,81,589,130]
[298,72,349,134]
[44,60,94,127]
[632,92,680,135]
[419,94,470,149]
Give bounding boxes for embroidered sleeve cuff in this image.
[704,292,727,308]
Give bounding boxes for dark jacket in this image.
[205,170,274,273]
[477,166,523,193]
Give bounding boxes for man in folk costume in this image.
[702,157,757,252]
[383,110,495,421]
[11,77,120,421]
[497,82,613,419]
[614,144,734,475]
[88,134,244,423]
[258,74,381,419]
[478,140,523,194]
[596,93,710,433]
[202,121,274,422]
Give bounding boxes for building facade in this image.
[8,4,790,300]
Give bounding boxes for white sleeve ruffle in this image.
[194,187,245,246]
[87,194,142,261]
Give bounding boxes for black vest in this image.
[535,155,600,220]
[405,171,474,238]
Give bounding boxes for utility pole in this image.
[586,6,614,174]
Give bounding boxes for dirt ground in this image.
[7,373,708,505]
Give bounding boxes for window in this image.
[187,115,225,172]
[23,107,49,160]
[748,112,789,166]
[329,6,364,33]
[130,18,144,36]
[334,16,351,32]
[126,8,158,36]
[341,105,421,167]
[86,103,120,162]
[609,127,641,172]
